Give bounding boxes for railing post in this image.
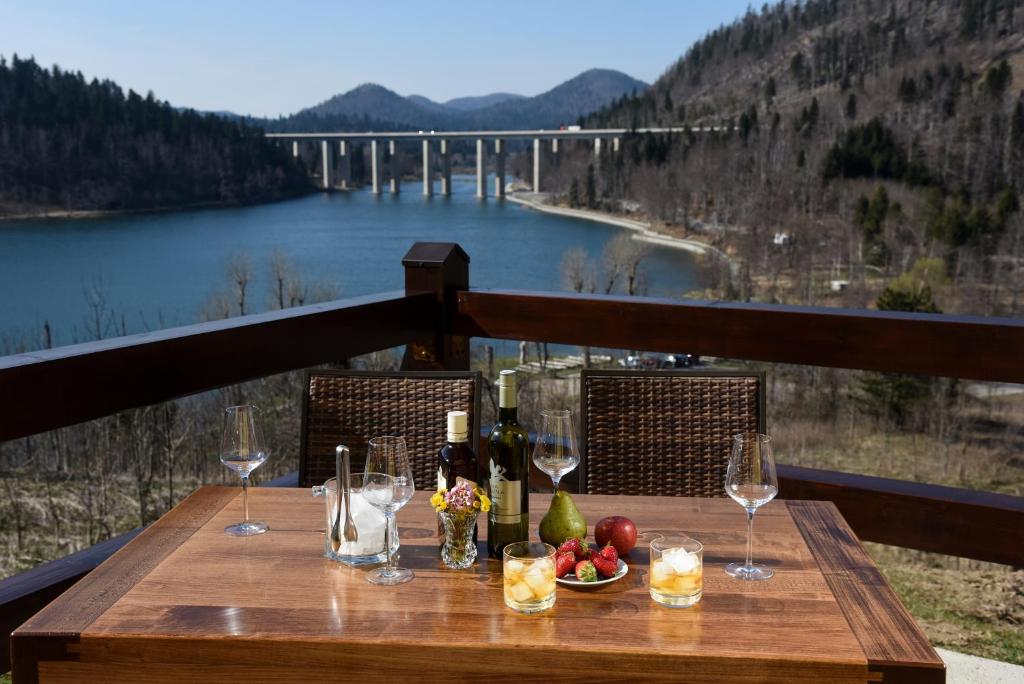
[401,242,470,370]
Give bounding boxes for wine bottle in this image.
[487,370,530,558]
[437,410,478,544]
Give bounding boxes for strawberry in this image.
[555,551,576,579]
[574,559,598,582]
[590,552,617,578]
[599,544,619,564]
[557,537,590,560]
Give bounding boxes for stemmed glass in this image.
[362,435,415,585]
[220,405,269,536]
[725,432,778,580]
[532,409,580,491]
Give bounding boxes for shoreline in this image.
[0,189,318,223]
[505,192,733,264]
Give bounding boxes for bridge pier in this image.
[371,140,383,194]
[476,138,488,198]
[533,138,541,193]
[440,140,452,195]
[594,137,603,162]
[389,140,400,194]
[612,137,620,153]
[422,140,433,196]
[321,140,332,190]
[494,139,505,198]
[338,141,351,189]
[552,138,559,154]
[292,141,299,158]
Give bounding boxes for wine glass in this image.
[724,432,778,580]
[220,405,269,536]
[532,409,580,491]
[362,435,415,585]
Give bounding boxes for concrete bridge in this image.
[265,127,715,197]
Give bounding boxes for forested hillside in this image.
[550,0,1024,318]
[0,56,312,217]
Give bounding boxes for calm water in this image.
[0,176,700,349]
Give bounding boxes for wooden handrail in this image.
[455,289,1024,383]
[0,291,436,442]
[778,465,1024,566]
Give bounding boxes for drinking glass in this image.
[503,541,556,613]
[649,534,703,607]
[362,435,415,585]
[220,405,269,536]
[531,409,580,491]
[724,432,778,580]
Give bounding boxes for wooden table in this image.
[12,487,944,683]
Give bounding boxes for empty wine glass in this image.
[220,405,269,536]
[532,409,580,491]
[725,432,778,580]
[362,435,415,585]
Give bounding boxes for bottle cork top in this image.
[447,410,468,442]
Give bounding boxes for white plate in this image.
[556,558,628,587]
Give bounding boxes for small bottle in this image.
[438,410,478,543]
[486,370,530,558]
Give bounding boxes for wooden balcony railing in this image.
[1,241,1023,672]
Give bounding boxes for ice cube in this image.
[506,559,525,574]
[663,548,699,574]
[651,559,673,584]
[523,565,551,597]
[533,558,555,576]
[507,581,534,603]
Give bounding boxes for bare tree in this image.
[226,252,252,316]
[268,248,293,310]
[604,234,651,296]
[561,247,597,366]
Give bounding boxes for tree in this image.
[226,252,252,316]
[845,93,857,120]
[585,164,597,209]
[568,178,581,208]
[856,260,945,426]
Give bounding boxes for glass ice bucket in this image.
[312,474,398,566]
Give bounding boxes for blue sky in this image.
[0,1,752,117]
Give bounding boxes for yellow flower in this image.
[430,490,447,512]
[479,493,492,513]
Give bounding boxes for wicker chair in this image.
[580,370,766,497]
[299,370,482,489]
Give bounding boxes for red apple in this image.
[594,516,638,555]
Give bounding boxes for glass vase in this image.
[440,510,478,569]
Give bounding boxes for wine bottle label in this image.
[437,466,446,492]
[488,477,522,523]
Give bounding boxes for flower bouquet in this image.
[431,479,490,569]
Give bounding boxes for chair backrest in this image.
[580,369,766,497]
[299,370,482,490]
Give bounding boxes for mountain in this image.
[556,0,1024,318]
[275,69,648,132]
[465,68,647,129]
[0,56,311,217]
[444,92,525,111]
[299,83,451,130]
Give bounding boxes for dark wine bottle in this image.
[437,410,478,544]
[486,370,530,558]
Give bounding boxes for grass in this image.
[868,544,1024,665]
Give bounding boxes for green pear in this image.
[539,491,587,547]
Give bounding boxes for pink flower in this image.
[443,482,475,513]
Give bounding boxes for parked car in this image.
[618,353,701,369]
[663,353,700,368]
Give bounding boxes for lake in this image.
[0,176,702,353]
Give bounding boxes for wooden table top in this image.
[12,487,944,683]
